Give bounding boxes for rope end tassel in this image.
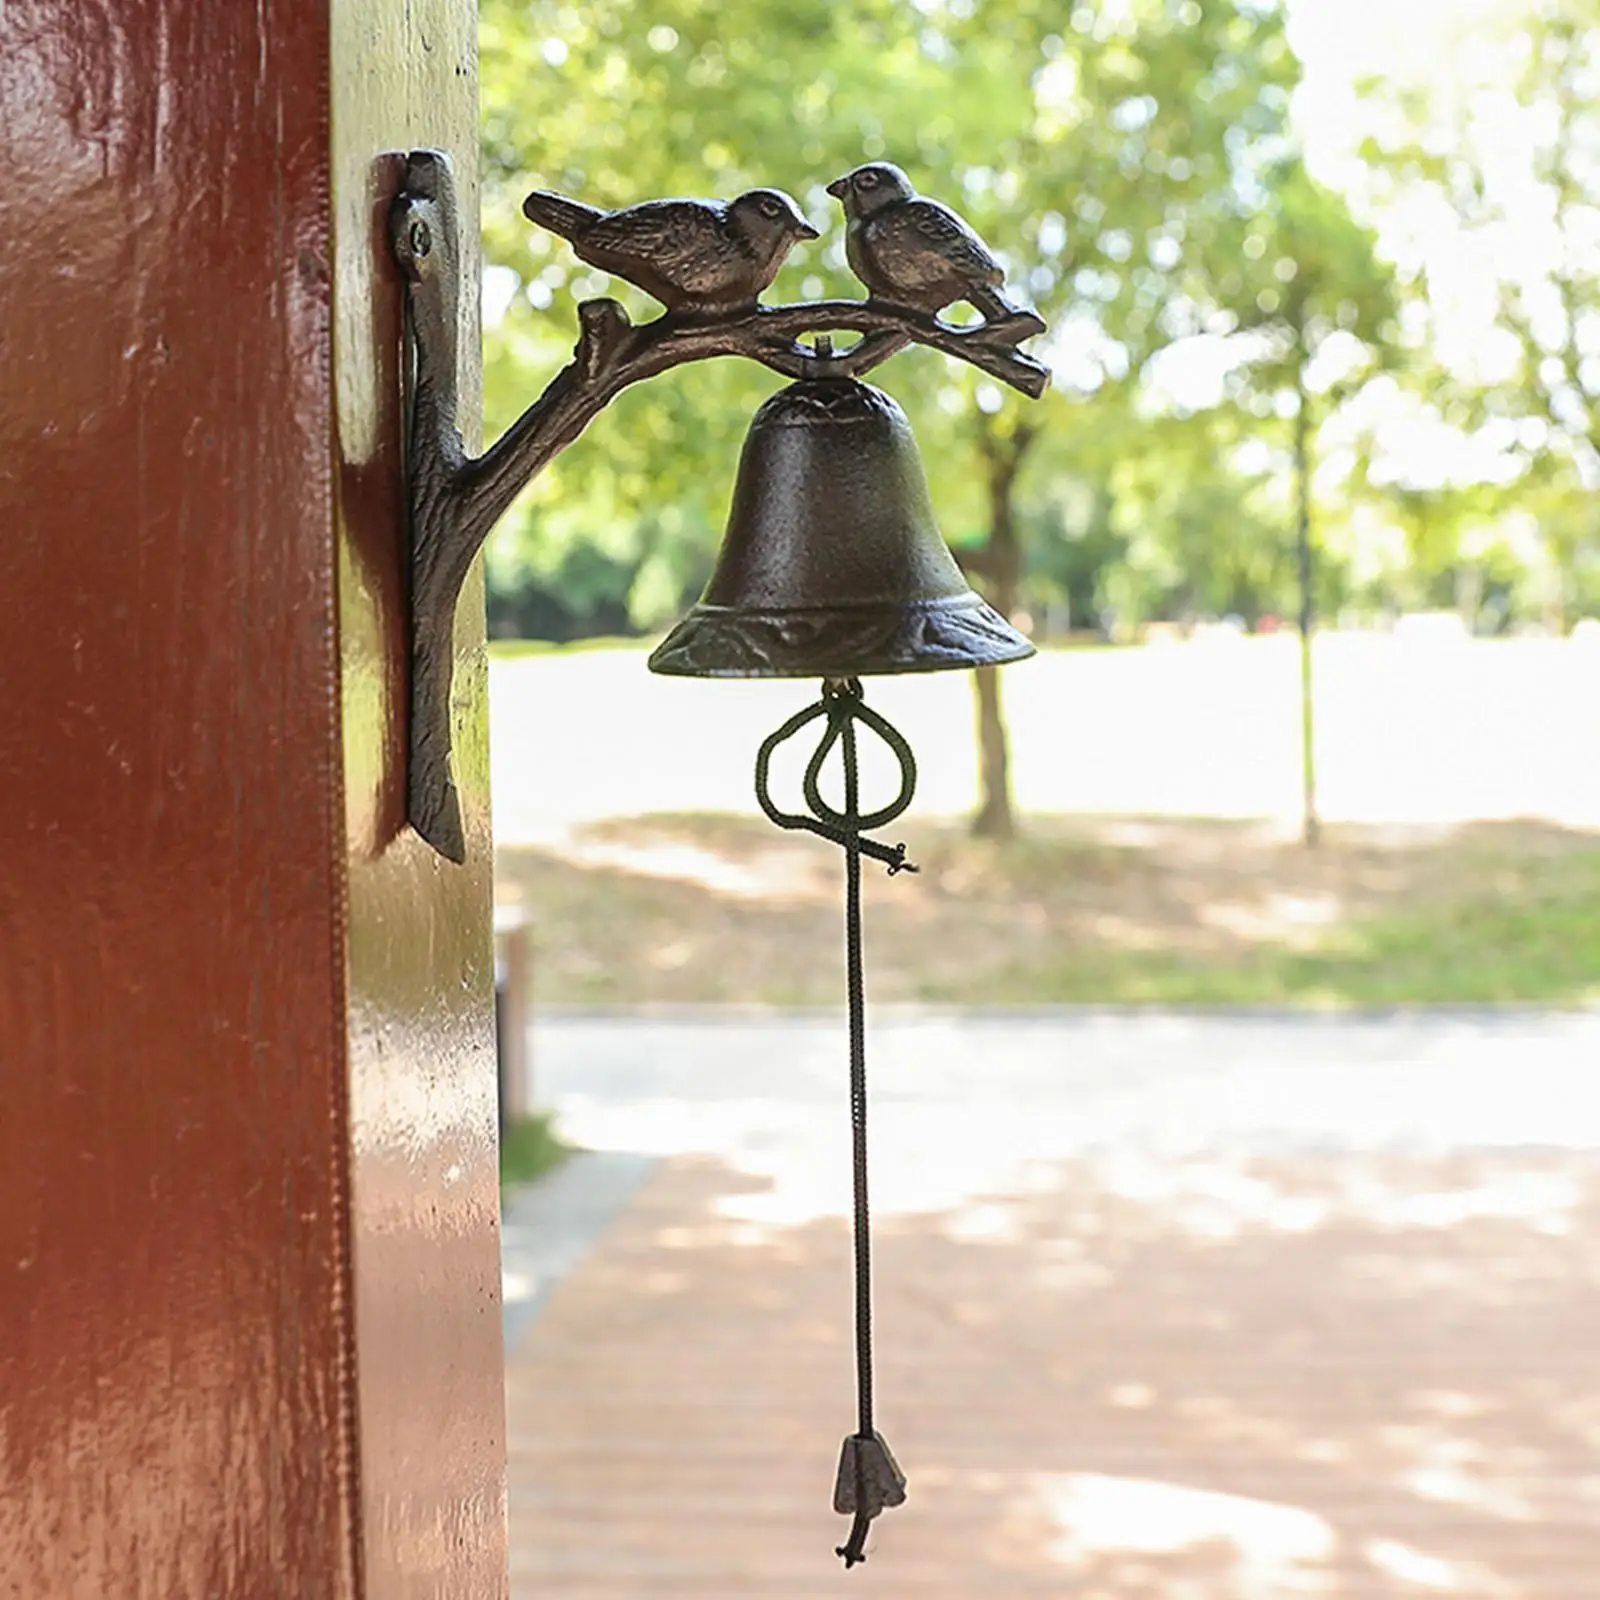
[833,1431,908,1568]
[753,678,917,1567]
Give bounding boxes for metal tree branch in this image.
[389,150,1048,861]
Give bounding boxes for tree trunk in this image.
[971,664,1014,838]
[970,433,1027,840]
[1294,372,1320,849]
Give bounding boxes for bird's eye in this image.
[859,172,879,188]
[760,198,782,217]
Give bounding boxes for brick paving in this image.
[505,1016,1600,1597]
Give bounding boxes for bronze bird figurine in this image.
[828,162,1021,321]
[521,186,819,315]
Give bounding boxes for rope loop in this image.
[753,678,919,874]
[753,678,916,1567]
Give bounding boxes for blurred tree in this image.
[929,0,1301,834]
[1107,407,1293,625]
[1208,156,1399,844]
[479,0,1304,835]
[1017,389,1296,634]
[1360,0,1600,628]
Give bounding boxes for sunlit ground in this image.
[495,633,1600,1596]
[499,812,1600,1007]
[505,1014,1600,1597]
[491,633,1600,1008]
[490,634,1600,840]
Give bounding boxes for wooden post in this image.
[0,3,506,1595]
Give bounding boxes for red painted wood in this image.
[0,1,504,1594]
[0,3,355,1593]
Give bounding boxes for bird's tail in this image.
[969,282,1023,321]
[521,190,604,240]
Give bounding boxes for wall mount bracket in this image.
[389,150,1046,861]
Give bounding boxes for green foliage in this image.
[1358,0,1600,620]
[475,0,1600,640]
[1108,408,1297,624]
[1213,155,1399,417]
[479,0,1312,634]
[501,1112,574,1193]
[480,0,956,624]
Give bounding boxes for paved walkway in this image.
[504,1013,1600,1596]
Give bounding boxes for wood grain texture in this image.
[330,1,510,1595]
[0,0,505,1594]
[0,2,355,1595]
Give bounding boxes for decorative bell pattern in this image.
[648,378,1033,680]
[392,151,1048,1565]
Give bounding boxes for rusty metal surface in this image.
[521,185,820,315]
[0,4,357,1596]
[830,161,1025,321]
[330,1,510,1595]
[648,379,1034,678]
[391,157,1047,856]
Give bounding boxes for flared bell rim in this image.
[647,591,1036,679]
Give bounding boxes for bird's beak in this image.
[795,219,821,240]
[825,176,848,199]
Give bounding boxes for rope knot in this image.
[754,680,919,874]
[885,845,917,876]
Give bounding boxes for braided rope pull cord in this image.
[753,677,914,1568]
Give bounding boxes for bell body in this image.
[648,378,1034,678]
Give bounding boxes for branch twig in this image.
[390,149,1050,861]
[455,297,1048,547]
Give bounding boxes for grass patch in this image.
[1275,869,1600,1006]
[501,1112,574,1193]
[497,815,1600,1010]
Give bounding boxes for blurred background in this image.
[483,1,1600,1593]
